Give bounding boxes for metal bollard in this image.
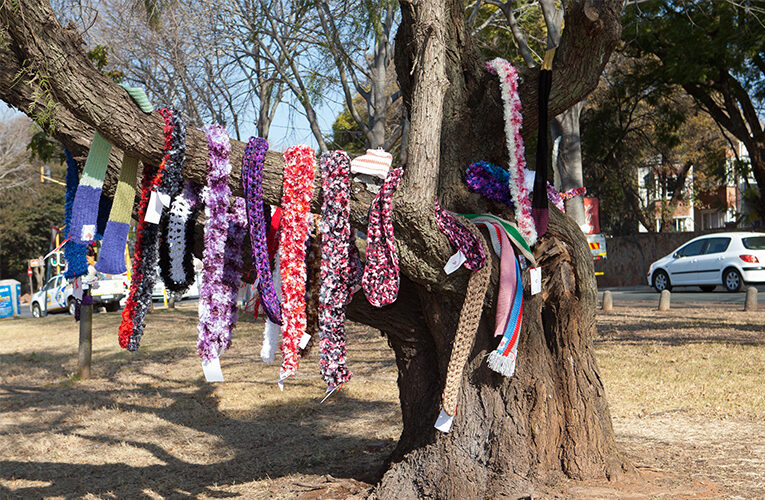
[658,289,671,311]
[745,287,758,312]
[602,290,613,311]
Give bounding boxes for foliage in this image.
[86,44,125,83]
[622,0,765,220]
[581,53,728,234]
[0,160,65,284]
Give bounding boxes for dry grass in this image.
[0,303,400,498]
[0,300,763,498]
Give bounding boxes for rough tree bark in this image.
[0,0,630,497]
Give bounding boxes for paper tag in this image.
[277,375,287,392]
[145,191,164,224]
[73,278,83,300]
[158,191,171,208]
[202,356,224,382]
[320,384,341,403]
[81,224,95,241]
[434,408,455,433]
[443,250,466,275]
[298,333,311,349]
[530,267,542,295]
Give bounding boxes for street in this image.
[599,285,765,304]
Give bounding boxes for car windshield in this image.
[742,236,765,250]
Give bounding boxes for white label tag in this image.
[73,278,83,300]
[158,191,171,208]
[81,224,95,241]
[145,191,164,224]
[443,250,466,275]
[202,356,224,382]
[434,408,455,433]
[530,267,542,295]
[298,333,311,349]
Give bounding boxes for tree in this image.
[0,0,628,495]
[581,53,728,234]
[623,0,765,223]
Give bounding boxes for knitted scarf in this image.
[95,154,139,275]
[63,150,88,278]
[486,58,536,246]
[318,151,353,390]
[159,181,200,293]
[532,64,553,237]
[279,145,316,382]
[362,165,405,307]
[69,131,112,244]
[242,136,282,325]
[95,86,153,274]
[197,125,244,362]
[439,221,490,422]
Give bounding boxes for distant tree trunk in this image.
[0,0,630,495]
[551,102,586,228]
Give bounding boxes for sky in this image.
[0,94,345,155]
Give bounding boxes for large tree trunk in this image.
[0,0,630,496]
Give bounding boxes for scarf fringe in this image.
[487,351,517,377]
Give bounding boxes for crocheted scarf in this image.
[440,221,490,421]
[242,136,282,325]
[486,58,536,246]
[279,145,316,382]
[159,181,200,293]
[63,150,88,278]
[197,125,247,362]
[69,131,112,244]
[434,198,486,272]
[318,151,354,390]
[362,165,405,307]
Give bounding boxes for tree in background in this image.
[0,114,65,288]
[581,53,728,234]
[623,0,765,224]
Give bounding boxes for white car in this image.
[647,232,765,292]
[30,273,128,317]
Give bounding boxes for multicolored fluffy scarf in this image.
[318,151,354,390]
[119,108,184,351]
[197,125,247,362]
[159,180,200,293]
[486,58,536,246]
[279,145,316,383]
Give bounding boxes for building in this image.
[637,142,758,232]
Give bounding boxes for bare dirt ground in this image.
[0,300,763,499]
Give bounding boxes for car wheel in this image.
[32,303,42,318]
[652,270,671,292]
[699,285,716,292]
[68,298,76,315]
[723,268,743,292]
[105,302,120,312]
